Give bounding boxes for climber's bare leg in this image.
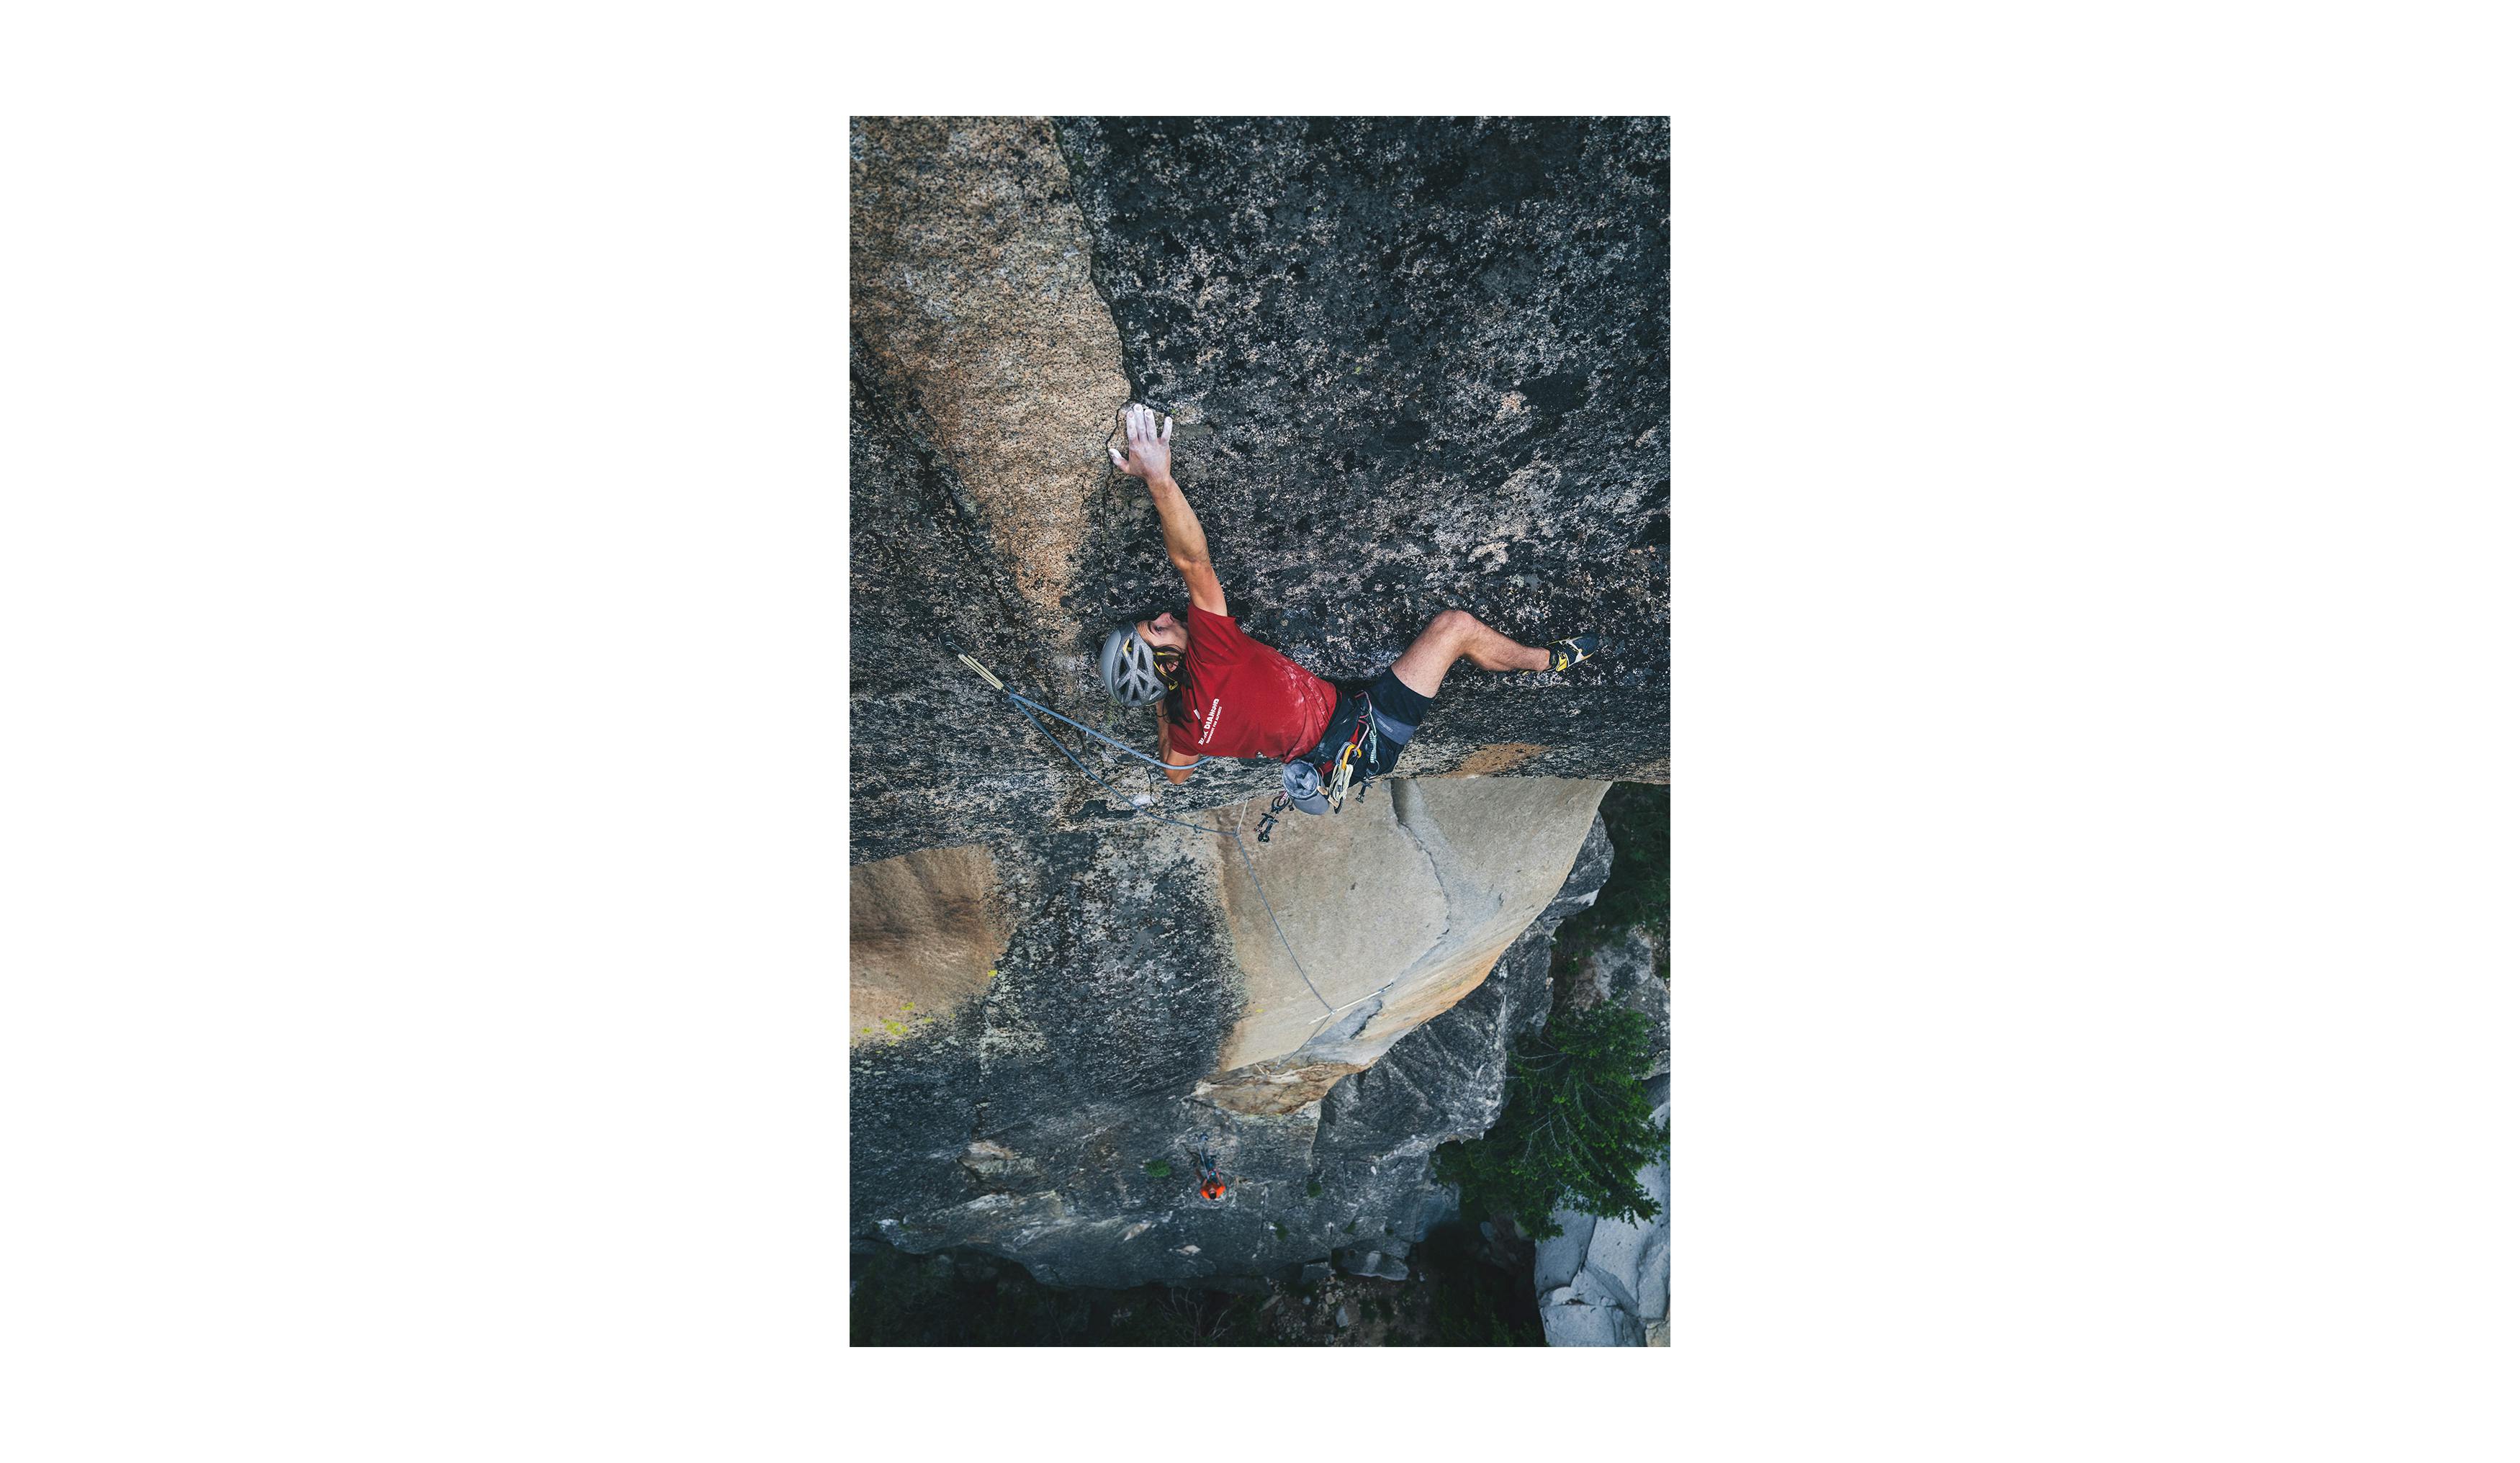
[1390,608,1550,698]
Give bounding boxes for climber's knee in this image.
[1393,611,1475,698]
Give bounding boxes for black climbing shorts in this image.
[1282,665,1436,815]
[1362,667,1432,755]
[1307,667,1430,779]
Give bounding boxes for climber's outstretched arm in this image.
[1111,402,1226,616]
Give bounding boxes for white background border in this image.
[7,5,2514,1456]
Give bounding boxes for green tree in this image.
[1434,1005,1667,1241]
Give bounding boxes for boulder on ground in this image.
[1536,1265,1647,1347]
[1336,1248,1410,1282]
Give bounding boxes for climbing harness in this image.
[1274,689,1385,828]
[1318,697,1382,814]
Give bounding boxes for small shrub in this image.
[1143,1159,1172,1179]
[1305,1179,1323,1199]
[1434,1004,1668,1241]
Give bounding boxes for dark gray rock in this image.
[1049,116,1669,792]
[1338,1248,1410,1282]
[1545,814,1620,929]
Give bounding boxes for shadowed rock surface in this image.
[850,809,1614,1289]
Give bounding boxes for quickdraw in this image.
[1320,695,1382,814]
[1257,792,1287,844]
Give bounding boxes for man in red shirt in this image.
[1097,403,1603,816]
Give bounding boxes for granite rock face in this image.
[849,117,1127,650]
[850,808,1614,1289]
[850,117,1135,862]
[852,116,1668,864]
[850,117,1667,1291]
[1050,117,1670,789]
[1202,776,1608,1101]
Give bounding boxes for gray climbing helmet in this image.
[1099,625,1168,707]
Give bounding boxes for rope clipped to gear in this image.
[955,652,1338,1026]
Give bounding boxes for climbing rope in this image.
[965,669,1221,775]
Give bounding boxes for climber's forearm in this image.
[1114,402,1224,613]
[1145,474,1212,572]
[1147,473,1228,615]
[1156,709,1194,783]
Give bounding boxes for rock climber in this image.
[1098,402,1604,816]
[1190,1140,1228,1201]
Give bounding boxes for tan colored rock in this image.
[849,117,1130,647]
[1434,742,1554,778]
[1202,777,1609,1099]
[1192,1058,1367,1117]
[850,843,1014,1047]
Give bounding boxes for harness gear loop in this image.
[1318,693,1381,814]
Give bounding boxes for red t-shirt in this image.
[1167,606,1337,761]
